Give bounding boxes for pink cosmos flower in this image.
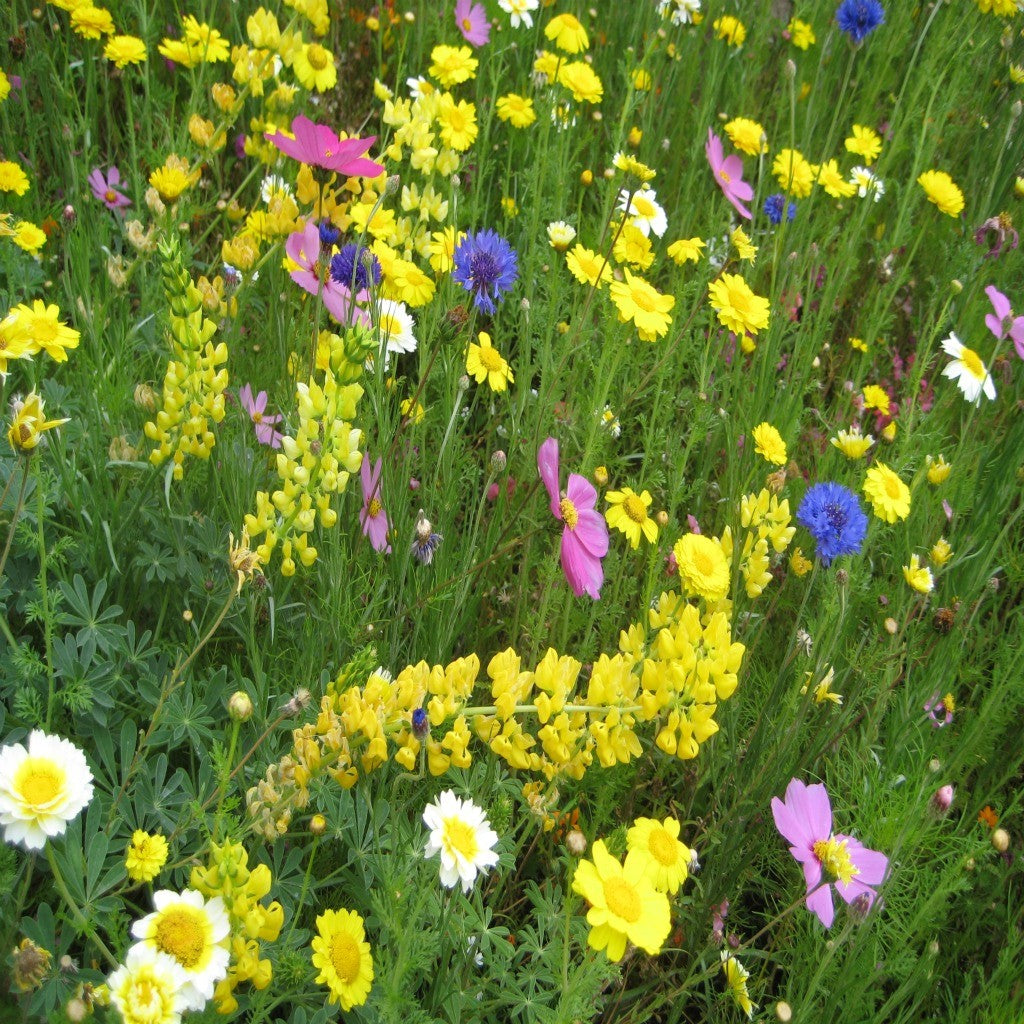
[285,222,369,327]
[88,166,131,211]
[705,129,753,220]
[771,778,888,929]
[538,437,609,599]
[984,285,1024,361]
[924,692,953,728]
[238,384,284,448]
[360,456,391,553]
[454,0,491,46]
[265,115,385,178]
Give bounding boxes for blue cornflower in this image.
[452,229,518,314]
[330,243,381,291]
[411,707,429,738]
[319,220,341,246]
[763,193,797,226]
[796,483,868,566]
[835,0,885,43]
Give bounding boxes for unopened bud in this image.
[228,691,254,722]
[65,999,88,1023]
[776,1002,793,1023]
[950,279,963,294]
[594,465,608,486]
[884,616,898,634]
[62,204,76,224]
[931,784,954,815]
[656,510,669,527]
[928,940,940,956]
[385,174,401,196]
[785,58,796,79]
[182,609,193,623]
[992,828,1010,853]
[309,813,327,835]
[490,450,507,473]
[566,829,587,855]
[134,383,157,411]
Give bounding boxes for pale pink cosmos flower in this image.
[984,285,1024,361]
[360,455,391,553]
[265,115,385,177]
[538,437,609,599]
[454,0,491,46]
[238,384,284,448]
[705,128,753,220]
[88,166,131,211]
[285,222,369,327]
[771,778,888,929]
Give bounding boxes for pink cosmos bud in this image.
[686,514,701,534]
[409,477,420,491]
[486,482,500,501]
[931,785,954,815]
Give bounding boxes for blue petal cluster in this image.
[836,0,885,43]
[452,229,519,314]
[796,483,868,566]
[330,243,381,291]
[763,193,797,226]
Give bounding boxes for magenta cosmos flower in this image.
[265,115,385,178]
[538,437,609,599]
[286,221,369,327]
[771,778,888,929]
[88,166,131,211]
[238,384,284,448]
[984,285,1024,361]
[454,0,491,46]
[705,129,753,221]
[360,455,391,553]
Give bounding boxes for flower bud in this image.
[228,691,254,722]
[594,465,608,486]
[931,784,954,815]
[309,813,327,835]
[656,510,669,527]
[490,450,507,473]
[385,174,401,196]
[992,828,1010,853]
[566,829,587,855]
[776,1003,793,1023]
[134,383,157,411]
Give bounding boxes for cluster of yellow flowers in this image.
[190,839,284,1014]
[248,592,745,838]
[143,234,228,480]
[729,487,797,599]
[242,341,364,577]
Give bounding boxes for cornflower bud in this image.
[490,450,507,472]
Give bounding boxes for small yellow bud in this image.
[593,465,609,486]
[228,691,254,722]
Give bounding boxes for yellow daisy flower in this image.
[605,488,658,548]
[674,533,730,602]
[667,237,705,265]
[844,124,882,165]
[496,93,536,128]
[311,908,374,1011]
[626,817,691,894]
[917,170,965,217]
[571,840,671,962]
[103,34,148,67]
[0,160,30,196]
[724,117,767,156]
[125,831,170,883]
[752,422,787,465]
[609,269,675,341]
[565,244,612,288]
[903,554,934,593]
[708,274,771,337]
[863,462,911,523]
[544,13,589,53]
[465,331,514,392]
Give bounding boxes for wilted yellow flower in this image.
[7,393,69,453]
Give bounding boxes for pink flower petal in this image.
[561,529,603,599]
[805,880,835,928]
[538,437,562,518]
[573,506,610,558]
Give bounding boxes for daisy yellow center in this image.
[368,497,382,517]
[692,547,716,578]
[812,837,858,886]
[726,283,751,314]
[478,345,503,371]
[560,497,579,529]
[603,876,642,923]
[883,476,902,499]
[154,908,207,969]
[633,195,655,217]
[105,189,117,202]
[623,495,647,523]
[648,827,677,866]
[443,816,479,860]
[461,17,473,30]
[306,44,329,70]
[718,169,731,184]
[16,758,64,807]
[630,285,655,312]
[960,346,985,381]
[251,411,263,424]
[31,319,58,344]
[330,932,361,983]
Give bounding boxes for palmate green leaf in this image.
[55,574,127,656]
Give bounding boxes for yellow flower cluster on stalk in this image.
[143,234,228,480]
[190,839,284,1014]
[243,356,363,577]
[247,594,746,838]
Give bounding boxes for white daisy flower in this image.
[617,186,668,237]
[658,0,702,26]
[0,731,94,850]
[130,889,231,1011]
[546,221,577,252]
[109,944,190,1024]
[375,299,418,356]
[260,174,293,205]
[941,332,996,405]
[423,790,499,893]
[850,166,885,202]
[499,0,539,29]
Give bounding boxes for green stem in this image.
[35,457,57,730]
[284,834,320,946]
[45,845,118,969]
[0,456,30,584]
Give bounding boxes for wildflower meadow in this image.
[2,0,1024,1020]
